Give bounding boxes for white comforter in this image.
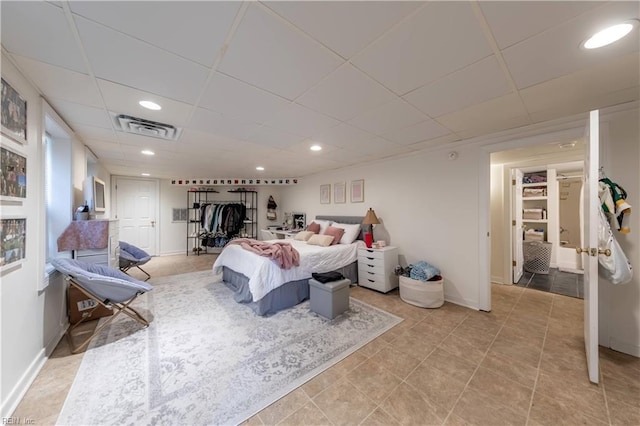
[212,239,364,301]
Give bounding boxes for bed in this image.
[212,215,366,316]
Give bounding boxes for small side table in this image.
[309,278,350,319]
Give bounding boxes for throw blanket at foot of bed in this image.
[226,238,300,269]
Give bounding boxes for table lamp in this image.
[362,208,380,248]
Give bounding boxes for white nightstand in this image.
[357,246,399,293]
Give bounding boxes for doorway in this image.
[488,139,586,300]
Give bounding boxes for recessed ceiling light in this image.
[583,21,636,49]
[310,145,322,151]
[141,173,150,176]
[139,100,161,110]
[141,150,155,156]
[559,141,577,149]
[256,166,265,171]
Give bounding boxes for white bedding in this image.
[212,239,365,301]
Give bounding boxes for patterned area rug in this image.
[57,270,402,425]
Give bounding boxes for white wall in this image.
[490,164,505,283]
[281,144,485,309]
[1,54,114,417]
[599,108,640,356]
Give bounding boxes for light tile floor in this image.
[12,254,640,425]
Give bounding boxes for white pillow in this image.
[314,219,333,235]
[333,222,361,244]
[294,231,314,241]
[307,234,334,247]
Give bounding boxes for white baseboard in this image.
[491,275,504,284]
[1,349,47,419]
[609,337,640,358]
[159,250,188,257]
[1,323,67,419]
[444,293,479,311]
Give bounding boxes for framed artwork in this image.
[1,217,26,271]
[1,145,27,200]
[334,181,346,204]
[351,179,364,203]
[1,78,27,144]
[320,184,331,204]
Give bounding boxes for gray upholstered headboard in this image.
[315,215,366,240]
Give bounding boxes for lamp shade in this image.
[363,208,380,225]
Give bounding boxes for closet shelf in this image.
[523,219,547,223]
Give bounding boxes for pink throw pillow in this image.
[323,226,345,245]
[306,222,321,234]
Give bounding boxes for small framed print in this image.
[1,78,27,145]
[1,145,27,200]
[1,217,26,271]
[350,179,364,203]
[334,182,346,204]
[320,184,331,204]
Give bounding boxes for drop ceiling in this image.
[1,1,638,179]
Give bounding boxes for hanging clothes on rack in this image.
[198,202,247,247]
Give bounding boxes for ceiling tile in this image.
[218,4,343,100]
[71,123,118,143]
[380,119,451,146]
[403,56,512,118]
[1,1,86,73]
[406,134,460,152]
[265,1,423,59]
[97,79,193,127]
[200,72,292,124]
[352,1,493,95]
[348,98,427,136]
[48,98,111,129]
[70,1,240,67]
[502,1,640,89]
[264,103,340,137]
[91,149,125,161]
[313,123,400,154]
[12,55,103,107]
[297,64,395,121]
[188,108,262,141]
[319,147,375,165]
[75,16,210,104]
[245,125,306,149]
[116,132,182,153]
[479,1,604,50]
[436,93,531,135]
[520,53,640,116]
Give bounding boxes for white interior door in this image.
[582,110,600,384]
[114,177,158,255]
[512,168,524,283]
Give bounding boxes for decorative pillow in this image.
[332,222,361,244]
[294,230,314,241]
[306,234,334,247]
[306,222,321,234]
[323,226,345,245]
[313,219,333,234]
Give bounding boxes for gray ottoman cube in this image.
[309,278,350,319]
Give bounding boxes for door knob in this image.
[151,220,156,228]
[576,247,611,256]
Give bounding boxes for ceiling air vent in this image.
[115,114,181,141]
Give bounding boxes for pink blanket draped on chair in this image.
[226,238,300,269]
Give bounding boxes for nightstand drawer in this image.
[358,248,385,260]
[358,273,388,291]
[358,261,385,275]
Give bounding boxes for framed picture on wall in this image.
[1,145,27,201]
[1,78,27,145]
[0,217,26,271]
[350,179,364,203]
[320,184,331,204]
[334,182,346,204]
